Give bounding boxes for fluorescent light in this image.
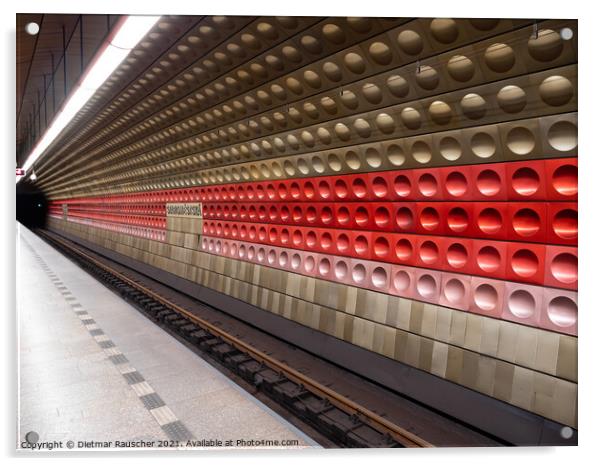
[18,15,161,182]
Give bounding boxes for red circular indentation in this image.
[292,230,303,246]
[280,206,290,222]
[256,185,265,199]
[320,232,333,250]
[352,178,368,198]
[318,180,330,199]
[354,235,369,255]
[512,208,541,237]
[552,165,577,196]
[334,179,348,198]
[372,176,388,198]
[306,231,317,247]
[337,206,351,226]
[395,238,413,261]
[306,206,318,223]
[551,252,577,284]
[511,249,539,277]
[320,206,333,224]
[290,182,301,199]
[394,175,411,197]
[447,243,468,268]
[476,169,502,196]
[395,207,414,230]
[337,233,350,253]
[511,167,540,196]
[303,181,315,199]
[418,173,438,197]
[355,207,369,227]
[477,208,503,234]
[280,229,290,244]
[445,172,468,197]
[419,207,440,231]
[267,184,276,199]
[447,207,468,232]
[278,183,287,199]
[477,246,501,272]
[374,236,390,258]
[292,206,303,223]
[374,206,391,228]
[419,240,439,264]
[553,209,577,239]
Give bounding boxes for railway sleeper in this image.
[346,425,398,448]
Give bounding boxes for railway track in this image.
[37,228,433,448]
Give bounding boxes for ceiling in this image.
[16,13,120,167]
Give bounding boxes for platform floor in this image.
[17,224,318,450]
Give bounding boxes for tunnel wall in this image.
[40,16,577,435]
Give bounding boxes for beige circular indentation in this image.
[311,156,325,173]
[301,35,323,54]
[447,55,475,82]
[528,29,563,62]
[285,77,304,95]
[539,75,574,106]
[362,83,383,104]
[485,43,515,73]
[327,153,343,171]
[497,85,527,113]
[365,147,382,168]
[470,19,500,31]
[334,123,351,141]
[322,62,342,82]
[412,141,432,164]
[281,45,302,63]
[401,107,422,130]
[353,118,371,138]
[347,17,373,33]
[369,41,393,65]
[416,65,439,90]
[257,21,278,39]
[386,75,410,98]
[345,150,361,169]
[429,100,453,125]
[440,136,462,161]
[460,93,487,119]
[397,29,423,55]
[387,144,406,166]
[548,121,577,151]
[506,127,535,155]
[303,70,322,89]
[322,23,346,44]
[316,127,332,144]
[340,90,359,110]
[320,96,338,115]
[471,132,496,158]
[376,113,395,134]
[430,18,459,44]
[344,52,366,74]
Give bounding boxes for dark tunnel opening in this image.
[16,181,48,229]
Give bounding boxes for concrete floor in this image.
[17,223,319,450]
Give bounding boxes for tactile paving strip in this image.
[20,236,195,443]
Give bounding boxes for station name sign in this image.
[166,203,202,218]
